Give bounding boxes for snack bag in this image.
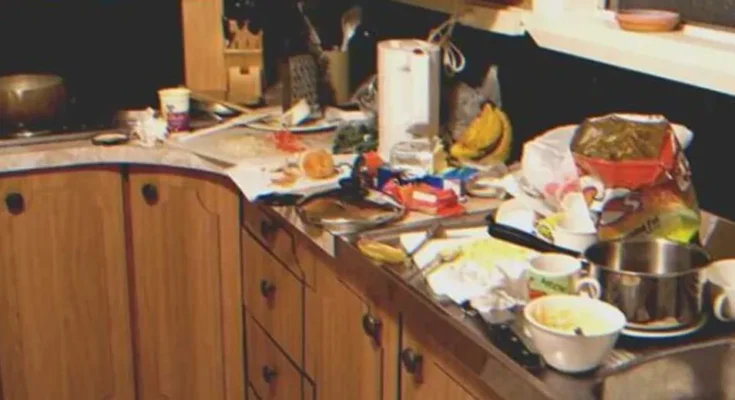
[571,114,699,243]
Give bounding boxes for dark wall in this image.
[0,0,184,112]
[364,1,735,220]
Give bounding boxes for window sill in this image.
[391,0,735,97]
[525,11,735,96]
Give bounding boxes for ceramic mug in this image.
[527,253,600,300]
[707,259,735,322]
[552,215,598,253]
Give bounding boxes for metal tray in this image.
[295,188,406,235]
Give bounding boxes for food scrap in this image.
[271,129,305,153]
[300,149,336,179]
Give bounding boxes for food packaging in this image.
[158,87,191,132]
[571,114,700,243]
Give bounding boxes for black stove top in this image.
[0,104,121,147]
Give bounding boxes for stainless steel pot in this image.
[583,238,710,330]
[0,74,67,132]
[487,216,711,330]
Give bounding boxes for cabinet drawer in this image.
[247,313,306,400]
[242,200,299,277]
[243,230,303,363]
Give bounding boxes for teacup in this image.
[527,253,600,300]
[707,259,735,322]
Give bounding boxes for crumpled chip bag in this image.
[571,114,699,243]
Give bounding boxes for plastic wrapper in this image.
[520,125,583,210]
[572,114,699,243]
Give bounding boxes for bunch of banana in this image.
[357,240,407,264]
[450,102,512,165]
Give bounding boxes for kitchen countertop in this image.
[3,136,735,400]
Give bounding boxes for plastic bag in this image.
[520,125,583,211]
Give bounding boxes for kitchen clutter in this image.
[119,6,735,379]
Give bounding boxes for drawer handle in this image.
[401,348,424,383]
[141,183,159,205]
[259,279,276,299]
[260,219,278,236]
[5,192,24,215]
[261,365,278,384]
[361,313,382,345]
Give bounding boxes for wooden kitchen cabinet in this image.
[127,167,244,400]
[303,244,399,400]
[0,167,135,400]
[399,328,482,400]
[246,313,314,400]
[242,229,303,364]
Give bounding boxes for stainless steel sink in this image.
[595,339,735,399]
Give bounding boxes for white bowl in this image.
[524,294,626,373]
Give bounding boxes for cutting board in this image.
[167,125,335,165]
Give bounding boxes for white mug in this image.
[526,253,601,300]
[707,259,735,322]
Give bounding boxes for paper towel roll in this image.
[377,39,441,162]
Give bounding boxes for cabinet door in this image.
[0,168,135,400]
[400,330,479,400]
[246,313,305,400]
[305,250,391,400]
[128,168,244,400]
[242,230,303,363]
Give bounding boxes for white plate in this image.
[621,315,707,339]
[244,106,340,133]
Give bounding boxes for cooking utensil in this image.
[340,6,362,51]
[487,215,711,331]
[190,90,254,114]
[0,74,67,133]
[460,300,544,371]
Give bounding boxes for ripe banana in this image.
[357,240,407,264]
[450,103,512,164]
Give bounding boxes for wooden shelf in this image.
[391,0,529,36]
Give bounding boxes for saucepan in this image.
[487,216,711,331]
[0,74,67,132]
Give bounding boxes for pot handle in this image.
[713,293,734,322]
[575,277,601,299]
[486,214,581,257]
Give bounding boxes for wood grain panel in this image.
[0,167,134,400]
[181,0,227,91]
[242,230,304,364]
[128,168,243,400]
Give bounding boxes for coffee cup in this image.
[158,87,191,132]
[707,259,735,322]
[526,253,600,300]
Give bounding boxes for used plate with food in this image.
[244,105,340,133]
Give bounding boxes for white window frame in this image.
[393,0,735,96]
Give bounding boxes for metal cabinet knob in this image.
[401,348,424,381]
[259,279,276,299]
[362,313,382,345]
[260,219,277,236]
[141,183,159,205]
[261,365,278,384]
[4,192,24,215]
